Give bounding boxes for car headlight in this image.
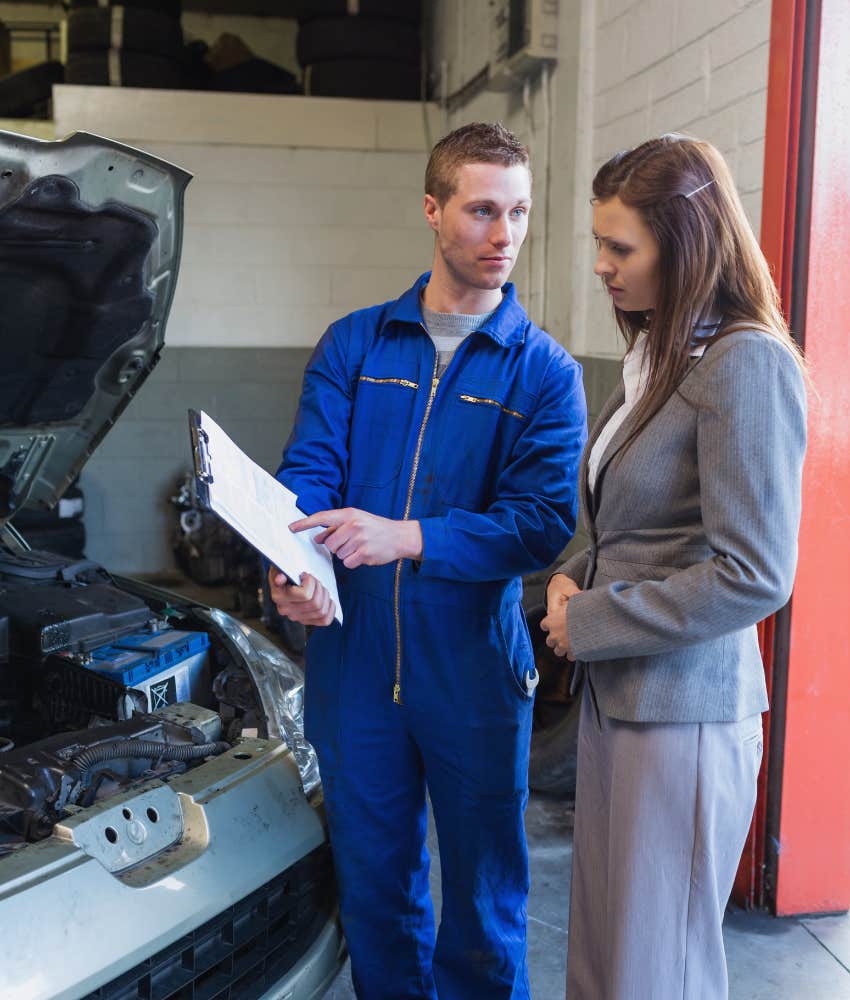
[202,608,321,798]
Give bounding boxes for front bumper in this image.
[0,739,343,999]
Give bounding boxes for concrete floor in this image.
[324,794,850,999]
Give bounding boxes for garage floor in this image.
[324,794,850,998]
[145,574,850,998]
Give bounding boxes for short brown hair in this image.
[425,122,530,205]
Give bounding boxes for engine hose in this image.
[71,739,231,774]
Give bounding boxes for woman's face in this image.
[592,196,660,313]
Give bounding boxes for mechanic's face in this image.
[592,196,660,313]
[425,162,531,293]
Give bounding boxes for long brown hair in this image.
[593,133,806,436]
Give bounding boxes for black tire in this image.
[66,51,184,89]
[296,0,421,24]
[68,0,182,15]
[526,604,581,797]
[0,61,64,117]
[67,8,183,59]
[297,16,420,67]
[305,58,421,100]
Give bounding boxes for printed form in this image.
[191,410,342,624]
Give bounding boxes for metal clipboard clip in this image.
[190,419,214,485]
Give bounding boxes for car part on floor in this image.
[171,473,263,617]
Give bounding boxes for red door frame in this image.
[732,0,807,911]
[736,0,850,915]
[773,0,850,916]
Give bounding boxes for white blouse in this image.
[587,333,709,493]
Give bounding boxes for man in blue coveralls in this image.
[269,122,587,999]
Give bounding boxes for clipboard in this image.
[188,409,342,624]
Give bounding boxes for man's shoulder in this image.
[520,321,581,376]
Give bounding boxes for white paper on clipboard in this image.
[190,410,342,624]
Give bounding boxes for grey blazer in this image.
[557,330,807,723]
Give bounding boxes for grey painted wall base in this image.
[79,348,622,575]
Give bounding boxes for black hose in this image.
[71,739,231,773]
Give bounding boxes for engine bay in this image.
[0,544,265,858]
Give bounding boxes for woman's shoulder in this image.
[682,327,804,403]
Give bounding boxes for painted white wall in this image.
[431,0,773,359]
[51,86,440,348]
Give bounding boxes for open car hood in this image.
[0,130,191,527]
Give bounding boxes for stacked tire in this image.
[296,0,423,101]
[65,0,185,90]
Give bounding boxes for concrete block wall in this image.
[150,142,433,349]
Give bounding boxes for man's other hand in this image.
[290,508,423,569]
[267,567,336,627]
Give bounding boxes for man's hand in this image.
[540,573,581,659]
[290,508,423,569]
[267,567,336,627]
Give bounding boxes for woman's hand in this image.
[541,573,581,659]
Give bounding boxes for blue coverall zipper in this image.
[393,340,440,705]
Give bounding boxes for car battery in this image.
[88,627,210,712]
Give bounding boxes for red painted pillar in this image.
[773,0,850,915]
[732,0,805,910]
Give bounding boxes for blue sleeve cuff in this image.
[417,517,451,577]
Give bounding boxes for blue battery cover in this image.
[89,628,210,688]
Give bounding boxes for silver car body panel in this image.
[0,739,330,999]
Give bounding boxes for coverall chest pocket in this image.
[348,375,419,487]
[437,379,533,510]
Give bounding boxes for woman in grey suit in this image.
[540,134,808,999]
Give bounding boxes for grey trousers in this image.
[566,682,763,1000]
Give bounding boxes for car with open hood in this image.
[0,129,344,1000]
